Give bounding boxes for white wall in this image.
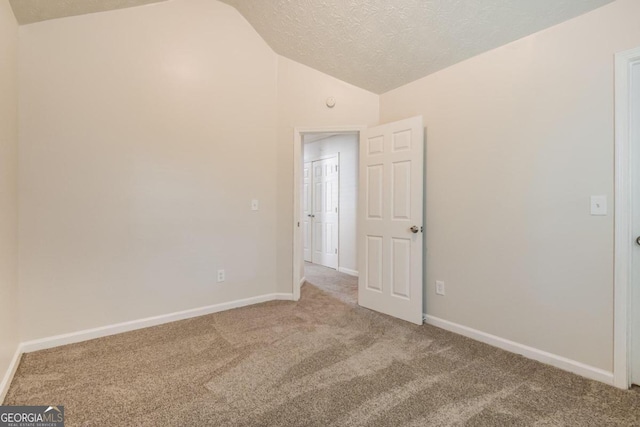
[380,0,640,371]
[304,134,359,274]
[0,0,19,398]
[18,0,279,341]
[276,57,379,293]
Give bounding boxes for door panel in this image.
[366,165,384,219]
[358,116,424,324]
[366,236,383,291]
[391,237,411,298]
[392,161,411,220]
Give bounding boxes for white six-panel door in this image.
[311,157,339,269]
[358,116,424,324]
[303,162,312,263]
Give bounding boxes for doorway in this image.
[292,118,425,326]
[303,133,359,273]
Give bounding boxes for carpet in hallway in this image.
[304,262,357,305]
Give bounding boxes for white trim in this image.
[614,46,640,389]
[299,276,306,288]
[1,293,293,398]
[274,293,296,301]
[20,293,294,353]
[305,153,339,163]
[0,347,22,403]
[338,267,359,277]
[424,315,614,386]
[293,126,366,303]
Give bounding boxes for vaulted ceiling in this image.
[9,0,168,25]
[10,0,613,93]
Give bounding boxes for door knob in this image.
[410,226,420,234]
[636,236,640,246]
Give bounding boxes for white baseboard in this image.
[21,293,295,354]
[0,346,22,404]
[338,267,359,277]
[2,293,292,398]
[300,276,306,286]
[423,314,614,386]
[274,293,295,301]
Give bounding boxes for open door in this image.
[358,116,424,324]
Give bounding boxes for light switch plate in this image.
[251,199,259,211]
[590,195,607,216]
[435,280,445,296]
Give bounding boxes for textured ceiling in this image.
[220,0,613,93]
[9,0,614,93]
[9,0,168,25]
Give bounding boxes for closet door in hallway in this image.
[309,156,339,269]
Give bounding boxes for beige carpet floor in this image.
[304,262,358,305]
[5,278,640,426]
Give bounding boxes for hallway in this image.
[304,263,357,305]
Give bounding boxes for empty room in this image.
[1,0,640,425]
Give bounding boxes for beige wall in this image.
[380,0,640,371]
[0,0,19,394]
[275,57,379,293]
[17,0,380,342]
[18,0,279,341]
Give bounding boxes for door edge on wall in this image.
[613,46,640,390]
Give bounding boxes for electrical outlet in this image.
[435,280,445,296]
[217,269,225,283]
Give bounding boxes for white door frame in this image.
[293,126,365,301]
[613,46,640,389]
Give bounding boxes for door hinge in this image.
[335,207,338,213]
[297,222,300,227]
[335,248,338,254]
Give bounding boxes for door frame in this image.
[293,126,365,301]
[305,154,340,267]
[613,46,640,389]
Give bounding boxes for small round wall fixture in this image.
[326,97,336,108]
